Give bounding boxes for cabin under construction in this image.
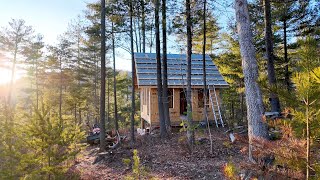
[134,53,228,128]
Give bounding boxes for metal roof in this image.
[134,53,228,87]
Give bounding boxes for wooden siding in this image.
[140,87,222,127]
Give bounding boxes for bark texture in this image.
[155,0,167,138]
[202,0,212,154]
[263,0,281,112]
[141,0,146,53]
[202,0,208,123]
[130,0,136,143]
[235,0,268,159]
[186,0,195,150]
[162,0,171,133]
[112,21,119,131]
[100,0,106,151]
[282,6,290,91]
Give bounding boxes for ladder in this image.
[208,85,224,127]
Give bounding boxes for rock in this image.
[229,133,236,143]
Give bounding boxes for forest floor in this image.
[67,127,302,180]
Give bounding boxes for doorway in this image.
[180,89,187,115]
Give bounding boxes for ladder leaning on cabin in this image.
[207,85,225,127]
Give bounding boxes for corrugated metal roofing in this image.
[134,53,228,87]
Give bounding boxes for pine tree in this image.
[291,37,320,179]
[0,19,34,105]
[130,0,136,143]
[162,0,171,134]
[155,0,167,138]
[99,0,107,151]
[186,0,195,150]
[235,0,268,161]
[263,0,281,112]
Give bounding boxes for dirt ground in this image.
[68,128,303,180]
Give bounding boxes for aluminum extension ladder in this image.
[208,85,224,127]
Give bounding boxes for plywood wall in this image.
[140,87,222,127]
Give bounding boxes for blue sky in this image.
[0,0,235,72]
[0,0,95,44]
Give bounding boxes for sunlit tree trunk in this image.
[8,45,17,105]
[235,0,268,161]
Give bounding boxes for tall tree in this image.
[111,21,119,131]
[0,19,34,105]
[100,0,106,151]
[234,0,268,161]
[24,34,44,110]
[293,37,320,180]
[202,0,212,153]
[130,0,136,143]
[186,0,195,150]
[141,0,146,53]
[202,0,207,123]
[155,0,167,138]
[263,0,281,112]
[162,0,171,133]
[47,38,73,120]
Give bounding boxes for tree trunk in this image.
[112,21,119,131]
[186,0,195,150]
[306,99,310,180]
[74,104,77,123]
[240,91,244,123]
[100,0,106,151]
[202,0,212,153]
[59,57,63,120]
[283,17,290,91]
[305,71,310,180]
[235,0,269,161]
[263,0,281,112]
[130,0,136,143]
[141,0,146,53]
[107,74,110,129]
[8,44,17,105]
[36,58,39,110]
[137,5,142,53]
[202,0,208,122]
[94,52,98,125]
[155,0,167,138]
[134,19,139,53]
[162,0,171,133]
[150,18,154,53]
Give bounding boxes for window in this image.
[168,89,173,108]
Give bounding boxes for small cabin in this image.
[134,53,228,128]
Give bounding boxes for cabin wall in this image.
[142,87,222,127]
[140,88,151,123]
[192,89,221,121]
